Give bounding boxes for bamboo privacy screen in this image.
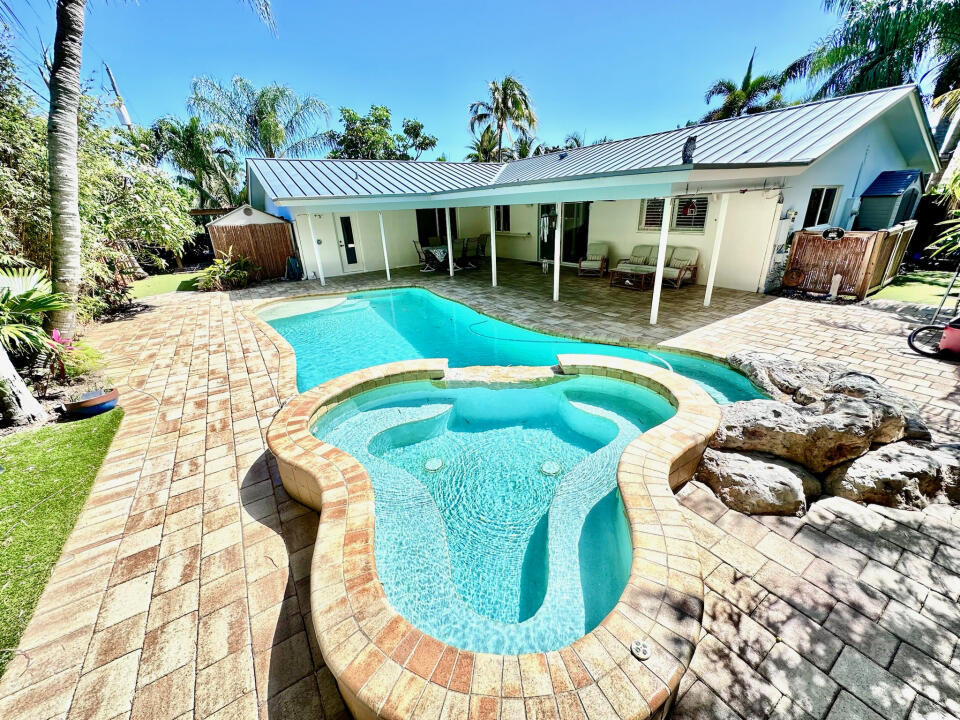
[208,222,295,280]
[782,221,916,300]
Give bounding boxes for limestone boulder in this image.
[726,353,931,443]
[710,398,881,473]
[726,351,845,402]
[825,442,960,509]
[695,448,819,516]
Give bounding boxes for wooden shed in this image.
[206,205,298,280]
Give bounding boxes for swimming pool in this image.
[262,287,764,404]
[312,374,676,654]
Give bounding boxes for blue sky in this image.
[12,0,839,160]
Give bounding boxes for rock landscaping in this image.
[697,351,957,514]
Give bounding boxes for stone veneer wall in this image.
[266,353,722,720]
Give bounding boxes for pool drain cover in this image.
[424,457,443,472]
[540,460,562,476]
[630,640,650,661]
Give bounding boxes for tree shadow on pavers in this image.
[239,453,349,720]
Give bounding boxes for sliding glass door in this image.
[538,202,590,264]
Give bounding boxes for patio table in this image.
[610,267,653,290]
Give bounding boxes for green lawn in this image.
[130,271,200,298]
[872,269,959,305]
[0,408,123,677]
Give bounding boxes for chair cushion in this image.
[580,259,603,270]
[585,254,603,261]
[662,267,682,279]
[586,242,608,258]
[669,247,699,268]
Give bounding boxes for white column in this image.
[445,207,455,277]
[703,193,730,307]
[552,202,563,302]
[489,205,498,287]
[378,211,391,281]
[650,197,674,324]
[306,213,326,286]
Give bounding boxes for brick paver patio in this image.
[0,260,957,720]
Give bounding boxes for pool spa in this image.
[266,350,723,720]
[312,374,675,655]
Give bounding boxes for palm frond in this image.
[0,267,52,295]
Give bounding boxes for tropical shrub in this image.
[196,247,259,291]
[0,267,68,355]
[0,31,196,321]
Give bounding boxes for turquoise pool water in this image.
[313,376,676,654]
[263,287,764,404]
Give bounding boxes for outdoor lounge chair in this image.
[578,242,609,276]
[663,247,699,287]
[612,244,699,288]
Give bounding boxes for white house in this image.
[246,85,938,322]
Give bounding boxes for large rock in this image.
[727,352,930,442]
[711,398,886,473]
[727,351,846,403]
[825,442,960,509]
[696,448,819,516]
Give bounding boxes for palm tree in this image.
[152,116,240,208]
[189,76,329,158]
[702,49,785,122]
[469,75,537,162]
[509,131,543,159]
[563,131,612,149]
[43,0,274,338]
[783,0,960,102]
[465,126,500,162]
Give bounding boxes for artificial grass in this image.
[872,269,959,305]
[130,271,200,298]
[0,408,123,677]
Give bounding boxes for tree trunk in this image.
[0,347,47,426]
[47,0,86,339]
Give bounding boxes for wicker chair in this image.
[578,242,609,276]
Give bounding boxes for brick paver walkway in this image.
[0,260,957,719]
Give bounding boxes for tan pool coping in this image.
[266,353,722,720]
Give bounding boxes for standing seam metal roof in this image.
[860,169,922,196]
[249,85,926,201]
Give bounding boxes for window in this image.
[639,199,664,230]
[638,196,709,231]
[803,187,838,227]
[415,208,458,245]
[672,196,709,231]
[495,205,511,232]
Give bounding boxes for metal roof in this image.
[860,169,922,197]
[250,85,928,202]
[248,157,503,201]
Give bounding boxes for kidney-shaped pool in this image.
[312,374,676,655]
[261,287,764,404]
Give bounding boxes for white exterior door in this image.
[335,214,365,273]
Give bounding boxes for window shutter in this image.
[641,199,665,229]
[673,196,709,230]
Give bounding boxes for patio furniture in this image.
[609,267,653,290]
[578,242,609,276]
[664,247,699,288]
[612,245,699,288]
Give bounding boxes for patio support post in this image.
[445,207,455,277]
[378,211,391,281]
[650,197,674,324]
[306,213,326,286]
[489,205,498,287]
[553,202,563,302]
[704,192,730,307]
